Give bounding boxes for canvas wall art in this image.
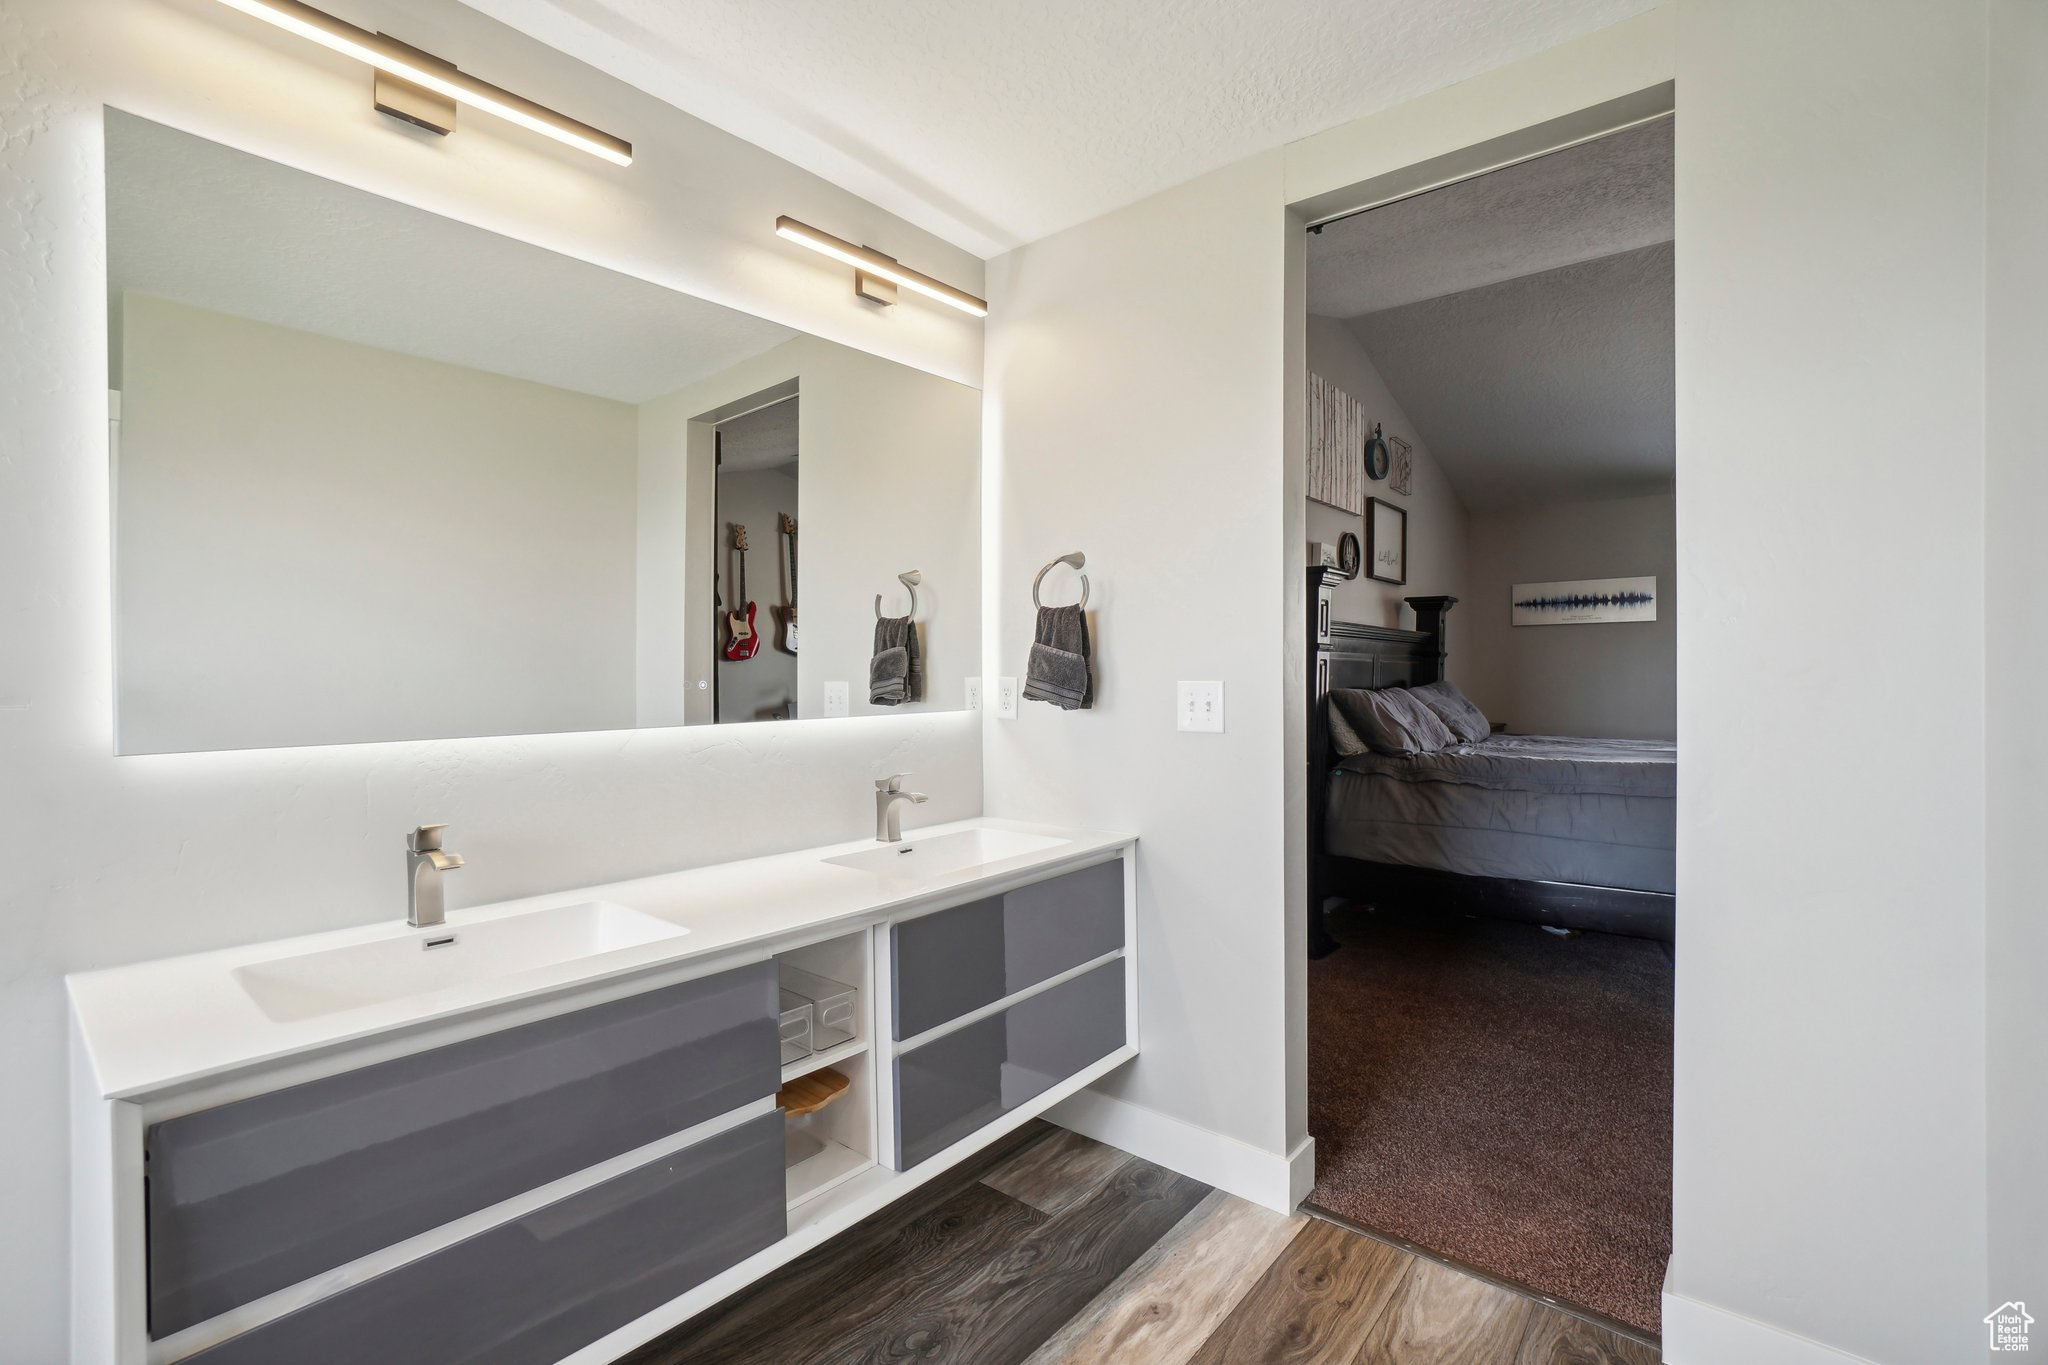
[1307,372,1365,514]
[1511,576,1657,626]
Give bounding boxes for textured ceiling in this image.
[718,396,800,472]
[1311,121,1673,510]
[465,0,1663,255]
[1309,116,1672,315]
[107,111,795,404]
[1344,241,1674,510]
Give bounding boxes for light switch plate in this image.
[1178,680,1224,733]
[995,677,1019,719]
[965,677,983,711]
[822,681,850,717]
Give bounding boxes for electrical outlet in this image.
[965,677,983,711]
[822,681,850,717]
[1177,681,1224,733]
[995,677,1019,719]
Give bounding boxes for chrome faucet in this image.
[874,775,929,843]
[406,824,465,928]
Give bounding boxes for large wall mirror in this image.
[105,110,980,755]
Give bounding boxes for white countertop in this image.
[67,818,1134,1102]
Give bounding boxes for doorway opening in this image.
[1298,111,1676,1346]
[713,391,801,723]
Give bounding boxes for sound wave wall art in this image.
[1511,576,1658,626]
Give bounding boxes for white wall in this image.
[0,1,983,1359]
[788,341,981,719]
[1985,0,2048,1339]
[1305,316,1470,632]
[984,153,1303,1185]
[639,334,982,725]
[633,378,704,727]
[989,5,2013,1361]
[116,293,640,752]
[978,7,1676,1219]
[1461,491,1675,739]
[1669,3,1988,1362]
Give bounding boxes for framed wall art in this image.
[1388,434,1412,496]
[1511,576,1658,626]
[1366,497,1407,585]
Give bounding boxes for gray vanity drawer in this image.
[890,858,1124,1040]
[146,961,777,1338]
[892,958,1126,1169]
[184,1111,785,1365]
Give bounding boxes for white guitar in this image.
[776,513,799,654]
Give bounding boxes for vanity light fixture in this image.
[774,216,988,317]
[211,0,633,166]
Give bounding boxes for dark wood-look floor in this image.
[623,1123,1662,1365]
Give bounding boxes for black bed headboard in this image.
[1318,619,1439,695]
[1313,591,1456,700]
[1306,577,1458,796]
[1305,579,1458,954]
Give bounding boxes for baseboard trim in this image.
[1045,1089,1308,1213]
[1286,1132,1316,1207]
[1662,1287,1878,1365]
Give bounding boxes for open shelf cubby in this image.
[774,930,877,1211]
[782,1036,868,1085]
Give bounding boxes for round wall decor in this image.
[1364,422,1390,481]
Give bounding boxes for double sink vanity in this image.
[75,103,1110,1365]
[69,818,1138,1365]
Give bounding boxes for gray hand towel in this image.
[870,615,921,706]
[1022,604,1092,710]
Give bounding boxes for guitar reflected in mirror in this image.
[777,513,799,654]
[723,523,760,661]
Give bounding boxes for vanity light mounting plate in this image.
[372,35,457,135]
[854,260,899,307]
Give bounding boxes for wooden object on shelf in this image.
[777,1067,850,1117]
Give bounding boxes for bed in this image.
[1307,587,1676,954]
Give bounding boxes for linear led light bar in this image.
[213,0,633,166]
[774,216,988,317]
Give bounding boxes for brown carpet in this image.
[1308,904,1673,1337]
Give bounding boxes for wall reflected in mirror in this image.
[105,110,981,755]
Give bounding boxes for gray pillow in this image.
[1411,679,1491,744]
[1327,686,1458,757]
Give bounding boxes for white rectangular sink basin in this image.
[231,901,688,1024]
[823,828,1069,879]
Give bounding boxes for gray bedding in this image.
[1325,733,1676,894]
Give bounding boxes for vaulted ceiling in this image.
[1309,118,1674,511]
[466,0,1662,257]
[1347,242,1673,510]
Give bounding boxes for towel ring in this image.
[875,569,921,619]
[1032,552,1089,610]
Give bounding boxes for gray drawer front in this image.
[147,961,777,1338]
[186,1112,786,1365]
[891,858,1123,1040]
[893,959,1125,1170]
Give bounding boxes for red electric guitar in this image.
[723,523,761,661]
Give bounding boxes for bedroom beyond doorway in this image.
[1298,110,1676,1345]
